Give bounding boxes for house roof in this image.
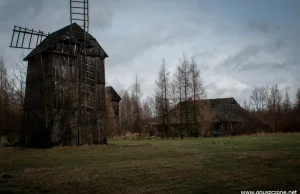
[170,97,250,123]
[23,23,108,61]
[105,86,121,101]
[204,97,248,122]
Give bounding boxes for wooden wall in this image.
[23,48,106,147]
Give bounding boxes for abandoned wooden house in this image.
[151,97,265,137]
[22,23,108,147]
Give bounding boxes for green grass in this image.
[0,134,300,194]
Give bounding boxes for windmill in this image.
[9,0,108,147]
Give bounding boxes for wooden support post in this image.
[10,26,16,47]
[28,29,33,49]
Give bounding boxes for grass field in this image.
[0,134,300,194]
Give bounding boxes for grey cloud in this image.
[205,82,217,90]
[219,34,299,73]
[236,61,293,72]
[0,0,116,33]
[0,0,44,31]
[248,20,269,33]
[271,61,291,71]
[235,61,263,72]
[220,44,261,70]
[211,87,238,99]
[215,24,231,34]
[101,23,201,68]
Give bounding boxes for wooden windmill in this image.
[9,0,108,147]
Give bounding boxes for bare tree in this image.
[119,90,133,139]
[180,54,191,136]
[189,56,206,137]
[0,57,23,144]
[267,84,282,132]
[283,89,291,112]
[155,59,170,138]
[174,60,184,138]
[10,52,27,106]
[141,98,153,137]
[295,88,300,110]
[147,96,156,118]
[131,74,142,139]
[169,79,178,109]
[242,98,251,111]
[292,88,300,132]
[0,58,7,143]
[119,90,126,138]
[250,86,268,112]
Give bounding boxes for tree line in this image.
[118,55,300,138]
[0,56,26,144]
[241,85,300,133]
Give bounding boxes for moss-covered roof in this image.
[174,97,250,123]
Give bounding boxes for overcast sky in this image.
[0,0,299,103]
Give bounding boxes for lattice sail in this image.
[10,26,49,49]
[70,0,89,39]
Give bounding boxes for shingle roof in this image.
[105,86,121,101]
[177,97,249,123]
[205,97,248,122]
[23,23,108,61]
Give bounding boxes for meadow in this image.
[0,134,299,194]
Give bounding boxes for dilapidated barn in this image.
[22,23,108,147]
[151,97,269,137]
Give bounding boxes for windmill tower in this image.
[9,0,108,147]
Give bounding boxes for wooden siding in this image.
[23,46,106,147]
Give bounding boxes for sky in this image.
[0,0,299,103]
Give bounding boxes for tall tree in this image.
[267,84,282,132]
[11,52,27,106]
[180,55,191,135]
[250,86,268,111]
[0,57,22,144]
[131,74,142,139]
[169,79,178,108]
[119,90,133,139]
[0,58,7,143]
[283,89,291,112]
[155,59,170,138]
[293,88,300,132]
[189,56,206,136]
[141,98,153,136]
[295,88,300,110]
[174,60,184,138]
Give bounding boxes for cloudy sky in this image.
[0,0,299,103]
